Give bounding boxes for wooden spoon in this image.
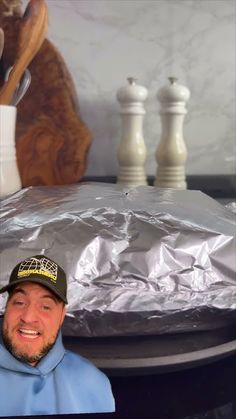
[0,0,48,105]
[0,28,4,61]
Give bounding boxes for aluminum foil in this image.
[0,183,235,337]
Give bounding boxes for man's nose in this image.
[20,304,38,323]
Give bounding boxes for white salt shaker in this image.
[154,77,190,189]
[0,105,22,197]
[116,77,148,186]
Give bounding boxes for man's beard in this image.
[2,328,57,365]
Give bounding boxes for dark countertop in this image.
[108,353,236,419]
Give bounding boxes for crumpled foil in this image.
[0,183,235,337]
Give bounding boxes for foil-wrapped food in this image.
[0,183,235,336]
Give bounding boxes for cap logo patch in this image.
[17,257,58,282]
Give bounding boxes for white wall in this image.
[24,0,236,176]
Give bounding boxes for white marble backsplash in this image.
[24,0,236,176]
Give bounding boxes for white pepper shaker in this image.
[154,77,190,189]
[116,77,148,186]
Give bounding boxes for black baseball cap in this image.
[0,255,68,304]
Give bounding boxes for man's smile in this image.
[18,328,41,339]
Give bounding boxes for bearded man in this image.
[0,254,115,416]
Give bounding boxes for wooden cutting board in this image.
[0,10,92,187]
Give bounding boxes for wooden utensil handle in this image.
[0,28,4,61]
[0,0,48,105]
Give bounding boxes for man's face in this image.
[2,282,66,366]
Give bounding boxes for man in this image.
[0,255,115,416]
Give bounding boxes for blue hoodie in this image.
[0,332,115,416]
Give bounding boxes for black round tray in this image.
[64,323,236,376]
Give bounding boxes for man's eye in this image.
[13,300,24,306]
[42,305,51,311]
